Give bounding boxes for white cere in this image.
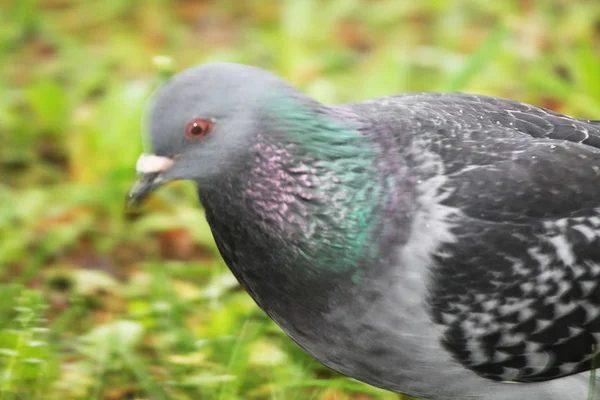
[136,154,174,174]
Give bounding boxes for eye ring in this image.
[184,118,214,140]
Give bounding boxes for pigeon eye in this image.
[185,118,213,139]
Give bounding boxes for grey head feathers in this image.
[145,62,306,185]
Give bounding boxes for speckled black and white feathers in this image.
[349,93,600,384]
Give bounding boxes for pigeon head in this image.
[127,62,384,281]
[128,63,294,205]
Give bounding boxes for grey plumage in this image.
[129,63,600,400]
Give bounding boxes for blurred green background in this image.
[1,0,600,399]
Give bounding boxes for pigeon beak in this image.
[127,154,175,208]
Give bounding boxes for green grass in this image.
[1,0,600,399]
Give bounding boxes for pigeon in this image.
[128,62,600,400]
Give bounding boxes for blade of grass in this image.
[123,351,169,400]
[218,318,251,400]
[441,24,509,92]
[590,344,597,400]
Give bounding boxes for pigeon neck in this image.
[198,98,414,324]
[201,100,389,281]
[253,98,385,276]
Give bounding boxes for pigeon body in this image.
[129,63,600,400]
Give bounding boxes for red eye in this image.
[184,118,213,139]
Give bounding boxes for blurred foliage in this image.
[0,0,599,399]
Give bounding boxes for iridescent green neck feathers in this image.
[239,91,384,278]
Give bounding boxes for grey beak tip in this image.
[126,172,162,209]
